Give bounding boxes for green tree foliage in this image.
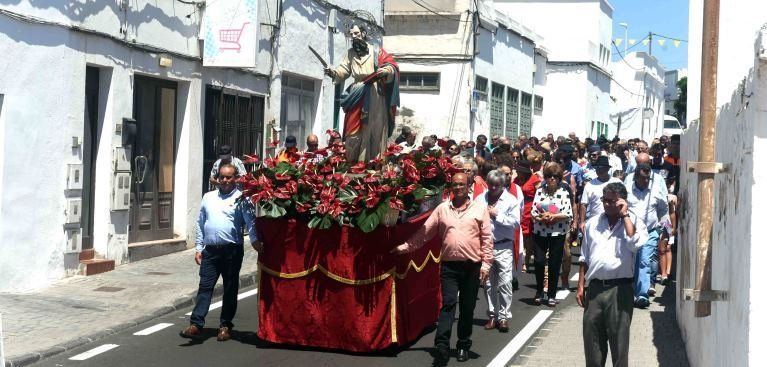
[674,77,687,124]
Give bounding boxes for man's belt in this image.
[589,277,632,287]
[494,238,512,245]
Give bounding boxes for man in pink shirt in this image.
[392,172,493,364]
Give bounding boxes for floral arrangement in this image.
[240,131,459,233]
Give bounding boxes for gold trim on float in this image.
[257,250,442,346]
[390,278,398,343]
[257,250,442,285]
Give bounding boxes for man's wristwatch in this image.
[620,213,630,219]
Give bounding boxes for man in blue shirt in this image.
[180,163,260,341]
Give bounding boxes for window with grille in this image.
[534,96,543,115]
[519,92,533,136]
[505,87,519,138]
[400,72,440,91]
[203,86,265,193]
[475,75,488,101]
[280,74,317,151]
[490,83,505,137]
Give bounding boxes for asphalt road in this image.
[37,261,580,367]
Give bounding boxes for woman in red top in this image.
[514,158,542,271]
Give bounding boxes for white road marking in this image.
[555,290,571,300]
[133,323,174,336]
[486,310,554,367]
[69,344,119,361]
[186,288,258,316]
[570,273,580,282]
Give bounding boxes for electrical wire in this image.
[650,32,687,43]
[410,0,471,22]
[612,40,646,71]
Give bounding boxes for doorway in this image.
[130,76,177,243]
[82,67,100,250]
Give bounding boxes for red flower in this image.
[242,154,260,165]
[382,169,398,180]
[365,191,380,208]
[269,139,280,148]
[350,162,367,174]
[389,197,404,211]
[383,143,403,157]
[275,172,292,181]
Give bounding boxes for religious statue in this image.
[323,23,400,162]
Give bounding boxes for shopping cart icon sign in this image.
[219,22,250,52]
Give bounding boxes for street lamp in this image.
[619,22,628,54]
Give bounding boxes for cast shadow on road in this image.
[177,328,225,346]
[649,283,691,367]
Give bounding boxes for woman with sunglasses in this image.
[530,163,574,306]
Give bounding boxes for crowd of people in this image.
[191,128,682,367]
[392,127,681,366]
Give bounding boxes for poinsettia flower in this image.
[350,162,367,174]
[364,174,378,183]
[422,166,439,179]
[400,183,417,195]
[389,197,405,211]
[275,172,292,181]
[365,192,380,208]
[295,202,312,213]
[382,169,398,180]
[379,184,393,193]
[437,138,449,148]
[383,143,403,157]
[242,154,260,165]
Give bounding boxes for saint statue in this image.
[325,23,400,162]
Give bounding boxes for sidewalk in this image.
[0,248,259,367]
[512,282,690,367]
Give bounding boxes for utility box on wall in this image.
[67,164,83,190]
[112,172,131,211]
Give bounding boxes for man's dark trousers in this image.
[435,261,482,352]
[583,280,634,367]
[190,245,244,329]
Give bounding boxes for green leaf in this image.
[413,187,428,201]
[376,201,391,219]
[355,208,380,233]
[319,215,333,229]
[268,204,287,218]
[307,215,322,228]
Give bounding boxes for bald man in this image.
[624,153,667,196]
[306,134,319,152]
[393,172,493,364]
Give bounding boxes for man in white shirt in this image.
[577,182,647,367]
[477,170,522,333]
[624,153,667,197]
[397,128,417,154]
[626,163,669,308]
[579,156,622,232]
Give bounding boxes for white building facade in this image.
[0,0,382,292]
[496,0,614,139]
[383,0,546,142]
[610,52,666,140]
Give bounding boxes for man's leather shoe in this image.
[217,326,231,341]
[512,277,519,291]
[179,325,202,339]
[484,318,497,330]
[498,319,509,333]
[456,348,469,362]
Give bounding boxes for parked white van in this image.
[663,115,684,137]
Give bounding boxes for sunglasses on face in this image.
[544,175,562,180]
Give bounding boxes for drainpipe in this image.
[684,0,728,317]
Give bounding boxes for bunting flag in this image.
[614,38,623,46]
[642,39,650,46]
[658,39,666,46]
[628,39,637,46]
[673,40,682,48]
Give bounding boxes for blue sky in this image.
[609,0,689,71]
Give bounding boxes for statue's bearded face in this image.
[350,25,365,40]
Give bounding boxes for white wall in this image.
[495,0,611,64]
[679,13,767,366]
[473,14,537,139]
[535,64,587,137]
[0,1,272,291]
[395,62,473,140]
[610,52,665,140]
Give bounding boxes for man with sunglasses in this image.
[582,145,603,182]
[577,182,647,367]
[181,163,260,342]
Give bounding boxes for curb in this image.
[4,271,259,367]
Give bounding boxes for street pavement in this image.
[27,263,578,367]
[3,246,689,367]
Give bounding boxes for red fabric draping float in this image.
[255,212,442,352]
